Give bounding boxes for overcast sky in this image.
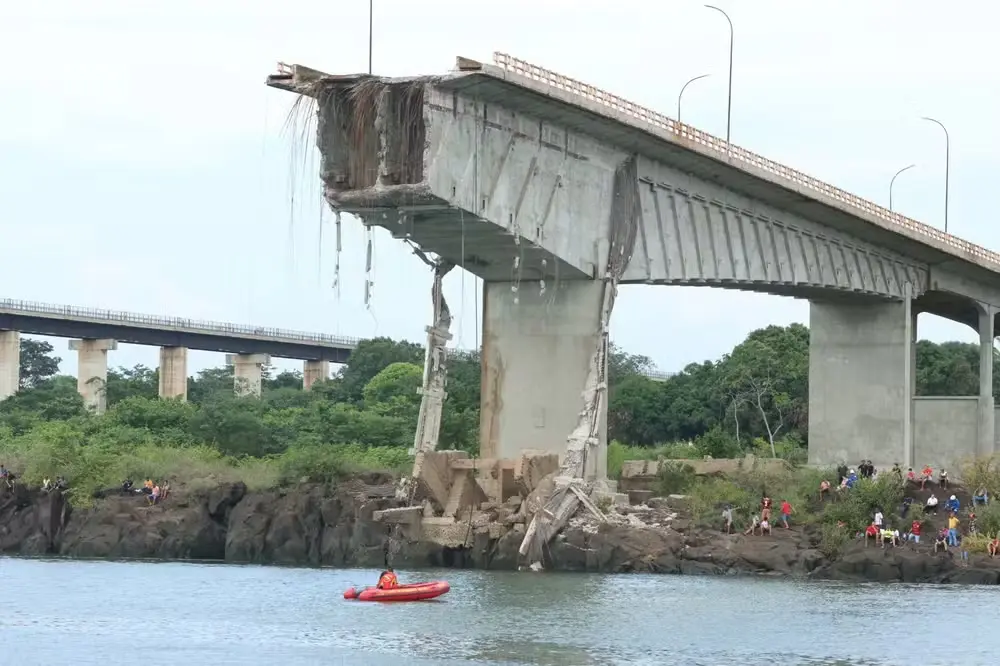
[2,1,997,378]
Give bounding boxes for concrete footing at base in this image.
[479,280,608,480]
[158,346,188,401]
[69,338,117,414]
[302,360,329,390]
[0,330,19,401]
[226,353,270,398]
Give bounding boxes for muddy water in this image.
[0,558,990,665]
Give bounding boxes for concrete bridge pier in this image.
[158,346,188,401]
[808,298,916,468]
[479,280,608,482]
[303,360,329,390]
[0,330,19,400]
[977,306,995,459]
[69,338,117,414]
[226,353,270,398]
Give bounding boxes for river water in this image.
[0,558,990,665]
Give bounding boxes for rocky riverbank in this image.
[1,477,998,585]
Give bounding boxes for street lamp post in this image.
[677,74,711,124]
[705,5,733,144]
[368,0,373,74]
[921,116,950,233]
[889,164,916,212]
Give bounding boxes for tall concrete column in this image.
[69,338,117,414]
[808,298,914,468]
[479,280,607,480]
[0,330,20,401]
[226,353,270,398]
[158,346,188,401]
[303,360,330,390]
[978,305,995,457]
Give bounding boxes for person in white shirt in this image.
[926,494,939,514]
[874,510,884,528]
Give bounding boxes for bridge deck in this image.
[435,54,1000,282]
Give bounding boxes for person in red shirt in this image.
[908,519,922,544]
[780,500,793,529]
[865,523,879,547]
[920,465,933,490]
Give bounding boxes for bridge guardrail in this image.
[0,298,361,349]
[492,53,1000,272]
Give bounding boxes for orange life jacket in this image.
[377,572,398,589]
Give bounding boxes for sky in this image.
[2,0,998,379]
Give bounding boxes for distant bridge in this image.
[0,298,674,378]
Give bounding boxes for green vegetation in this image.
[0,325,993,504]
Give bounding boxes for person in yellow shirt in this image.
[947,513,960,547]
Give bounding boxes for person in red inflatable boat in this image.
[377,567,399,589]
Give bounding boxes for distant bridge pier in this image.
[226,353,270,398]
[479,281,608,480]
[0,330,19,400]
[302,360,329,390]
[158,346,188,401]
[69,338,117,414]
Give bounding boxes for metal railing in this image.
[492,53,1000,272]
[0,298,361,349]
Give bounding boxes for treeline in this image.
[2,328,995,467]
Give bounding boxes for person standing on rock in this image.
[722,505,733,534]
[761,496,773,522]
[837,462,848,486]
[873,508,884,531]
[779,500,793,529]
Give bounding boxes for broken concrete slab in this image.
[444,469,489,518]
[412,450,468,509]
[514,450,560,496]
[372,506,423,525]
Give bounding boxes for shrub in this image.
[818,523,849,558]
[657,461,698,496]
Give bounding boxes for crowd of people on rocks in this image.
[120,478,171,505]
[0,464,170,507]
[719,459,1000,563]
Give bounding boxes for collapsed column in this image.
[808,297,915,467]
[303,360,330,390]
[69,338,117,414]
[226,353,270,398]
[0,330,19,401]
[158,346,189,401]
[479,280,608,480]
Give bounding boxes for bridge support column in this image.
[480,280,607,481]
[303,360,329,390]
[69,338,117,414]
[0,330,19,401]
[226,353,270,398]
[158,346,188,401]
[978,306,995,457]
[808,297,915,469]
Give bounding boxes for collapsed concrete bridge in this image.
[267,53,1000,557]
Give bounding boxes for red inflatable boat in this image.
[343,580,450,602]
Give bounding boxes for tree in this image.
[363,362,423,420]
[105,365,158,406]
[19,338,61,389]
[337,338,423,404]
[721,338,793,458]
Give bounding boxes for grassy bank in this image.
[647,455,1000,556]
[0,421,412,506]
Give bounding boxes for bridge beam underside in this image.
[479,280,607,480]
